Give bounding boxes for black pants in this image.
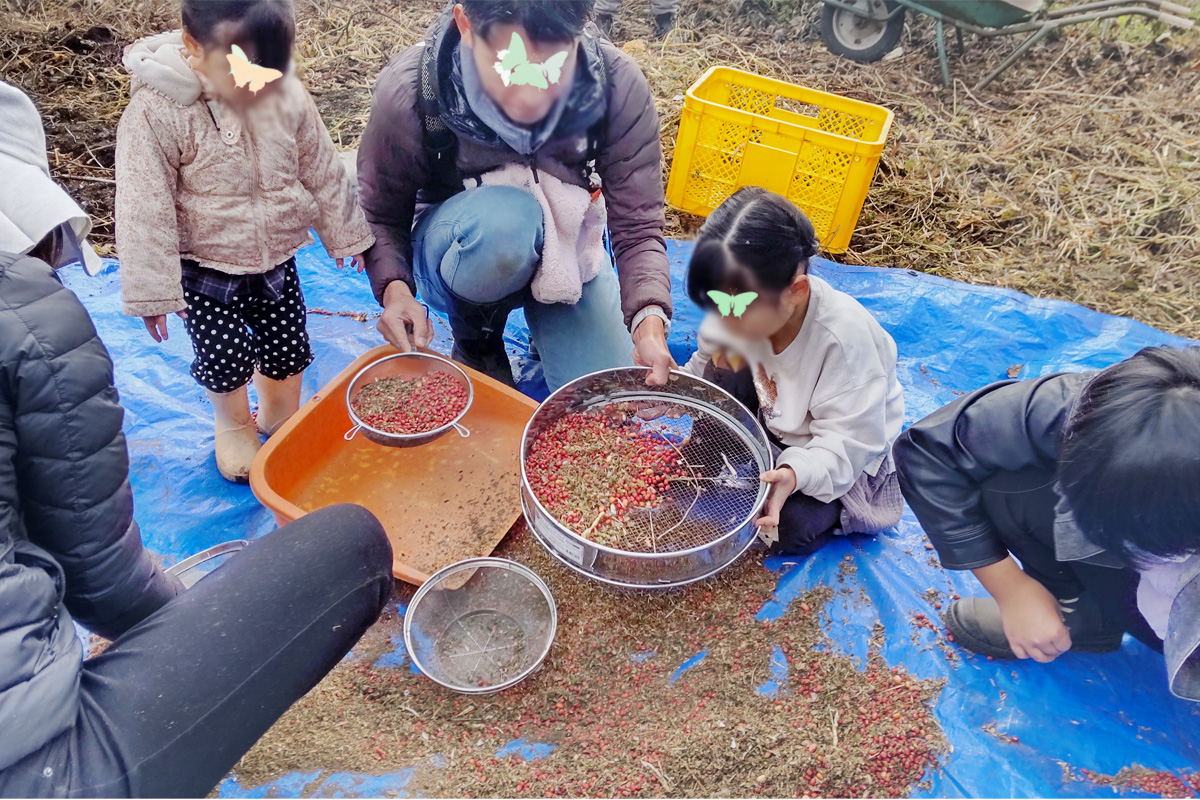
[0,505,394,798]
[182,260,313,393]
[703,365,842,555]
[981,468,1162,651]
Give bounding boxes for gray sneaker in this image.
[653,12,674,39]
[943,596,1124,660]
[944,597,1017,659]
[1055,594,1126,653]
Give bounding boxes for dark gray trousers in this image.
[981,468,1161,651]
[0,505,393,798]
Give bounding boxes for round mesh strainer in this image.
[344,352,473,447]
[165,540,246,589]
[405,558,557,694]
[521,367,772,588]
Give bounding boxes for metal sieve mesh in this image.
[433,610,528,687]
[560,397,763,554]
[344,352,473,447]
[405,558,557,694]
[521,368,772,588]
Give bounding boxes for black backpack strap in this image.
[583,117,604,191]
[419,38,462,200]
[582,38,610,190]
[420,32,609,194]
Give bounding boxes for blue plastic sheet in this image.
[60,238,1200,798]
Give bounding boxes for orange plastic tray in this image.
[250,346,538,585]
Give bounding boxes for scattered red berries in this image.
[525,409,685,546]
[1081,767,1198,798]
[352,371,468,435]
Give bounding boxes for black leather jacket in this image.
[894,372,1200,701]
[893,372,1087,570]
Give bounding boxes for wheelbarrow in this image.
[819,0,1195,91]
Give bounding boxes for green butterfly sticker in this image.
[707,290,758,318]
[494,31,569,89]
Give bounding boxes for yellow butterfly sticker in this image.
[494,32,568,90]
[707,290,758,318]
[227,44,283,94]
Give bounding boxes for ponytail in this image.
[686,187,819,310]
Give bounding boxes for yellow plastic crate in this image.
[666,67,893,253]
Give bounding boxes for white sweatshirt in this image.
[681,275,905,503]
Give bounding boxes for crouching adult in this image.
[358,0,675,391]
[894,346,1200,701]
[0,81,394,797]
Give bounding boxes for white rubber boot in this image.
[208,386,261,484]
[253,371,304,437]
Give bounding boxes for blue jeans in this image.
[412,185,634,391]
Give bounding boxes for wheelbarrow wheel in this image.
[820,0,905,63]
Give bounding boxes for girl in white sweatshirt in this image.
[681,188,905,555]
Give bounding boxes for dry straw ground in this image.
[4,3,1200,795]
[230,525,950,798]
[3,0,1199,334]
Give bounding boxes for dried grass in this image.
[2,0,1199,335]
[229,525,948,798]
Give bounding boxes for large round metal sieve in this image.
[404,558,557,694]
[521,367,772,588]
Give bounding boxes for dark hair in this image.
[461,1,594,44]
[28,225,66,268]
[686,187,819,312]
[1058,346,1200,566]
[182,0,295,72]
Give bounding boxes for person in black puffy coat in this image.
[0,82,394,797]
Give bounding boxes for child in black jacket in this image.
[895,346,1200,701]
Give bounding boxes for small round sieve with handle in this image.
[165,540,247,589]
[404,557,557,694]
[344,352,473,447]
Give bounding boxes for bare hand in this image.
[336,253,366,273]
[632,315,675,386]
[997,578,1072,662]
[143,310,187,343]
[378,281,433,353]
[755,466,797,529]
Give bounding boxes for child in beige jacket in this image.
[116,0,373,483]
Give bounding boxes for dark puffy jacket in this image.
[894,372,1200,701]
[357,14,672,328]
[0,252,180,770]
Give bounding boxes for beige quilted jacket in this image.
[115,31,373,317]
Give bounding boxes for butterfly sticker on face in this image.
[227,44,283,94]
[707,290,758,318]
[494,32,569,90]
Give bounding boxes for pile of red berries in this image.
[525,410,686,544]
[1081,767,1198,798]
[351,370,468,435]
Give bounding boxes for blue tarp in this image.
[61,238,1200,798]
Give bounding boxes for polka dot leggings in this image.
[182,261,313,393]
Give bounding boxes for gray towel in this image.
[765,428,902,536]
[838,463,903,534]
